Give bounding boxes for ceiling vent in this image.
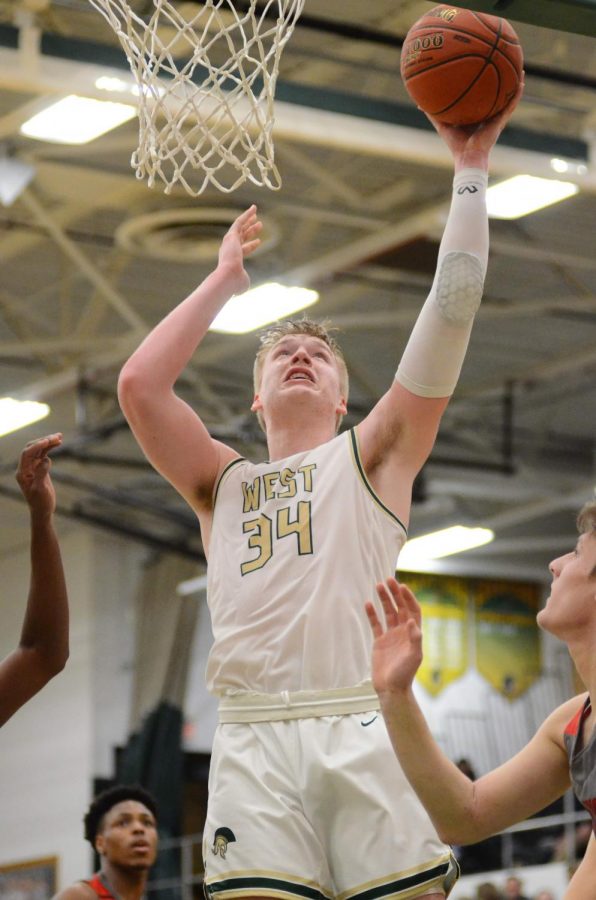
[115,207,279,263]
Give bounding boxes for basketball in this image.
[400,5,523,126]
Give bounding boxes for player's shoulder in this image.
[213,440,243,471]
[52,883,97,900]
[540,693,589,744]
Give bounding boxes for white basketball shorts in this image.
[202,688,458,900]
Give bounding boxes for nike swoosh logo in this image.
[361,715,378,727]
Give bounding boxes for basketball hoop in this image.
[87,0,305,194]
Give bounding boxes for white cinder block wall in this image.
[0,525,147,890]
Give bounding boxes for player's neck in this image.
[567,628,596,702]
[100,863,148,900]
[265,416,337,461]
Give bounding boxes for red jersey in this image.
[83,875,116,899]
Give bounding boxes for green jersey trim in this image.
[213,457,245,509]
[349,428,407,536]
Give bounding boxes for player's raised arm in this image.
[0,434,69,727]
[366,576,574,844]
[358,86,523,507]
[118,206,262,511]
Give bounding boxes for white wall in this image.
[0,526,95,888]
[89,533,147,777]
[0,524,147,890]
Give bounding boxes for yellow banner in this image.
[401,573,469,696]
[474,580,541,700]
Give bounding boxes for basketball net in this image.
[87,0,305,194]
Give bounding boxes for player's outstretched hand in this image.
[15,433,62,519]
[217,205,263,296]
[426,77,525,166]
[365,577,423,696]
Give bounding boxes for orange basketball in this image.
[400,5,523,126]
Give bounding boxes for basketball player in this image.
[0,433,68,728]
[367,501,596,899]
[118,87,522,899]
[53,785,158,900]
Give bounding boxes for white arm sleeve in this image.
[395,168,489,398]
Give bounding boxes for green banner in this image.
[402,573,469,696]
[475,581,541,700]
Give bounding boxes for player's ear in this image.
[251,393,262,413]
[95,834,105,856]
[336,396,347,416]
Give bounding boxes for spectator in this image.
[476,882,503,900]
[504,875,530,899]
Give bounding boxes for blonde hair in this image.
[252,318,349,433]
[577,500,596,575]
[577,500,596,536]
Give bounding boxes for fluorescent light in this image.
[550,158,569,174]
[20,95,136,144]
[487,175,578,220]
[398,525,494,569]
[95,76,129,93]
[210,283,319,334]
[0,398,50,437]
[177,574,208,596]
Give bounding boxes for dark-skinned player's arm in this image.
[358,84,524,517]
[366,577,580,844]
[118,206,262,513]
[0,434,69,727]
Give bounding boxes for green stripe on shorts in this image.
[347,859,454,900]
[205,876,332,900]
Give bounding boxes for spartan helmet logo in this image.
[212,827,237,859]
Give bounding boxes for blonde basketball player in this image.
[118,87,522,900]
[366,502,596,899]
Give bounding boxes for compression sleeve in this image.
[395,168,489,398]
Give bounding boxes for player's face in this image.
[252,334,347,422]
[538,533,596,637]
[95,800,158,870]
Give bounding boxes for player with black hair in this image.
[53,785,158,900]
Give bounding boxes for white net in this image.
[88,0,305,194]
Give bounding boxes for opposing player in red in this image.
[53,785,159,900]
[367,501,596,900]
[0,433,69,728]
[119,87,522,899]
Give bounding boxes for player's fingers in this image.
[242,238,261,256]
[399,583,423,627]
[17,434,59,475]
[407,618,423,646]
[365,601,383,639]
[376,580,400,628]
[244,219,263,235]
[242,222,263,243]
[237,204,257,227]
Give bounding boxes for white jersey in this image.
[205,427,407,694]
